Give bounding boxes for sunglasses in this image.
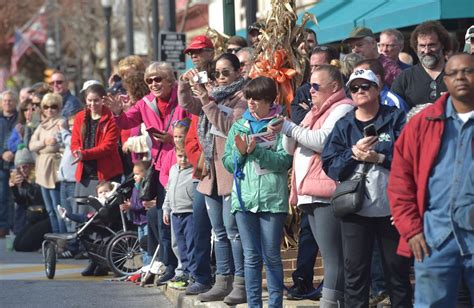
[429,80,437,100]
[145,76,163,85]
[226,47,242,54]
[186,48,213,55]
[49,80,64,86]
[43,105,59,110]
[214,70,231,79]
[349,83,375,94]
[310,83,320,91]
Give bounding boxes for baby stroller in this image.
[42,175,144,279]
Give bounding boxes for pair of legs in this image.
[41,184,66,233]
[340,214,412,308]
[305,203,344,307]
[205,192,244,277]
[235,211,286,307]
[414,233,474,307]
[60,181,76,232]
[171,212,196,277]
[191,189,212,285]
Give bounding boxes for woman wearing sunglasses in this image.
[178,53,247,304]
[106,61,189,283]
[29,93,66,234]
[321,69,412,307]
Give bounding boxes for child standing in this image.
[120,160,150,265]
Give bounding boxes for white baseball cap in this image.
[346,69,380,88]
[81,80,102,93]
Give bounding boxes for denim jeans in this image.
[60,181,76,232]
[0,169,10,229]
[205,193,244,277]
[157,207,177,269]
[414,233,474,307]
[137,224,150,265]
[235,211,286,308]
[192,189,212,285]
[40,184,66,233]
[172,212,196,276]
[292,212,319,289]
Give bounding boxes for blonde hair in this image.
[144,62,176,83]
[41,93,63,109]
[118,55,146,77]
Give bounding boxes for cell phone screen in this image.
[363,124,377,137]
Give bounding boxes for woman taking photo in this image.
[321,69,412,308]
[29,93,65,234]
[71,84,123,199]
[179,53,247,304]
[106,62,189,284]
[222,76,292,307]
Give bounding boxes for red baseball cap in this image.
[184,35,214,53]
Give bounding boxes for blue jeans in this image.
[40,185,66,233]
[414,233,474,307]
[172,212,196,276]
[205,193,244,277]
[192,189,212,285]
[137,224,150,265]
[0,169,10,229]
[292,212,319,289]
[235,211,287,308]
[157,207,177,269]
[60,181,76,232]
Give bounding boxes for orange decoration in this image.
[249,49,296,115]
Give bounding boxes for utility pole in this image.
[223,0,236,36]
[246,0,257,29]
[125,0,134,55]
[151,0,159,61]
[163,0,176,31]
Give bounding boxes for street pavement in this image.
[0,238,171,307]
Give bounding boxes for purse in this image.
[331,163,370,218]
[139,97,176,201]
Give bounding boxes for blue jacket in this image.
[290,82,312,125]
[0,111,18,170]
[322,105,405,182]
[61,91,82,118]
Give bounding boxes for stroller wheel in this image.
[44,242,56,279]
[106,231,143,277]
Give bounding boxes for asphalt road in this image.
[0,238,171,308]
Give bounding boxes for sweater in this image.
[162,164,197,215]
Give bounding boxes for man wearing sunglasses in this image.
[50,71,82,118]
[391,21,450,109]
[184,35,215,73]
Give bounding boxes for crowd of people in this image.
[0,19,473,308]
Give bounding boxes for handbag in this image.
[331,163,370,218]
[139,96,176,201]
[193,151,209,180]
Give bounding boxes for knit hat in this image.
[14,144,35,166]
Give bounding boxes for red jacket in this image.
[387,94,448,257]
[184,115,202,169]
[71,106,123,182]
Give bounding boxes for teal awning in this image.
[299,0,474,44]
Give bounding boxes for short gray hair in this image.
[1,90,17,102]
[381,29,405,47]
[144,62,176,83]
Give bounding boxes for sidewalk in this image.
[157,284,321,308]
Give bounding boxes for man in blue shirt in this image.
[49,72,82,118]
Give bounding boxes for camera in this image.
[193,71,209,84]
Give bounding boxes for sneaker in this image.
[286,277,322,301]
[369,292,389,307]
[156,267,175,286]
[58,249,74,259]
[168,275,189,290]
[185,281,212,295]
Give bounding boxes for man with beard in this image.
[391,21,451,109]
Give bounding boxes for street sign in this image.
[158,32,186,71]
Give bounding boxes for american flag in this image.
[10,8,47,75]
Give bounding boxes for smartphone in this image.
[193,71,209,84]
[363,124,378,137]
[146,127,164,137]
[269,117,284,126]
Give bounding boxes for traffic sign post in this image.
[158,32,186,71]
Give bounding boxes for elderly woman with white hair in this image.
[29,93,66,234]
[107,61,190,283]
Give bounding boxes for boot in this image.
[81,261,97,276]
[197,274,233,302]
[223,276,247,305]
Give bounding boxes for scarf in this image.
[198,78,246,170]
[243,104,282,133]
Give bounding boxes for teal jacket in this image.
[222,116,293,214]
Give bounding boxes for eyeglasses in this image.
[429,80,437,100]
[145,76,163,85]
[43,105,59,110]
[349,83,375,94]
[187,48,213,55]
[226,47,242,54]
[444,67,474,78]
[49,80,64,86]
[310,83,320,91]
[214,70,231,79]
